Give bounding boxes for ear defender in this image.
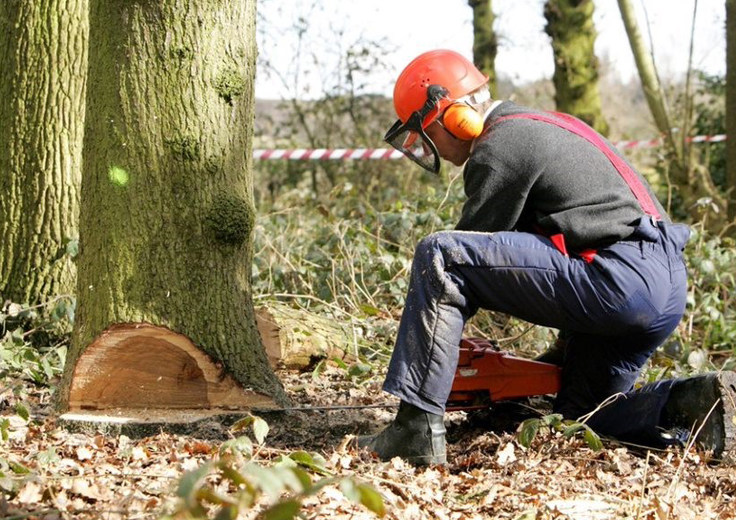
[442,103,484,140]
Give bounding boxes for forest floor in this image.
[2,361,736,520]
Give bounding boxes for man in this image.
[359,49,736,466]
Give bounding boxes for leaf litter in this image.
[2,361,736,519]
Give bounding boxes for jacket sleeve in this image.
[455,150,534,232]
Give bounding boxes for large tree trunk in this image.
[727,0,736,223]
[0,0,87,305]
[468,0,498,99]
[544,0,609,135]
[59,0,287,412]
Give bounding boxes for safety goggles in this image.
[384,85,449,174]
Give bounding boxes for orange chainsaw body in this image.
[446,337,562,411]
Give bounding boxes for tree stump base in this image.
[67,323,276,412]
[57,408,258,439]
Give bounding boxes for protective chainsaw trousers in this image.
[383,217,691,447]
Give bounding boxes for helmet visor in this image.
[384,84,449,174]
[384,119,440,173]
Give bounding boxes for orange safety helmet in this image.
[393,49,488,127]
[385,50,489,173]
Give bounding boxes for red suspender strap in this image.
[493,112,662,220]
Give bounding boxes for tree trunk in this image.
[468,0,498,99]
[0,0,87,305]
[59,0,287,412]
[544,0,609,135]
[727,0,736,223]
[618,0,727,225]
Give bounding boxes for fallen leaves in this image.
[2,365,736,519]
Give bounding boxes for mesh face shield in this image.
[384,120,440,173]
[384,85,449,174]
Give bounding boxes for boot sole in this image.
[715,371,736,461]
[686,371,736,460]
[355,435,447,466]
[404,453,447,466]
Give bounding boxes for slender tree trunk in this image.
[59,0,287,411]
[618,0,726,224]
[617,0,677,152]
[468,0,498,99]
[727,0,736,223]
[544,0,609,135]
[0,0,87,305]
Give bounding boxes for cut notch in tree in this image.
[67,323,276,411]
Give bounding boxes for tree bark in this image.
[0,0,87,305]
[59,0,287,412]
[468,0,498,99]
[727,0,736,223]
[544,0,609,135]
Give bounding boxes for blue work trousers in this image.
[383,218,690,447]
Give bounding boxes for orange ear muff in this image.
[442,103,484,141]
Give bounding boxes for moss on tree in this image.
[468,0,498,98]
[205,193,255,245]
[165,134,201,161]
[544,0,609,135]
[214,66,246,104]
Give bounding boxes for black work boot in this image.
[357,401,446,466]
[661,371,736,459]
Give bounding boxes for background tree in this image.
[59,0,286,412]
[727,0,736,224]
[618,0,727,227]
[469,0,499,99]
[544,0,609,135]
[0,0,88,305]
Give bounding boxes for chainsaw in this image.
[255,337,561,413]
[446,337,562,411]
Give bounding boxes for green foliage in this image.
[517,413,602,451]
[690,72,726,188]
[163,417,385,519]
[656,226,736,375]
[251,180,468,361]
[230,414,270,444]
[0,300,70,388]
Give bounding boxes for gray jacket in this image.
[456,101,668,250]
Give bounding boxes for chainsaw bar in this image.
[251,403,399,413]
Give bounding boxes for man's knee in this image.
[414,231,455,264]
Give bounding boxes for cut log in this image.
[67,323,276,411]
[256,304,354,369]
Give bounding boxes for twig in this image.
[665,397,720,500]
[635,450,651,520]
[496,324,538,345]
[253,293,362,321]
[576,392,627,425]
[436,168,462,215]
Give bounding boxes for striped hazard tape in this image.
[253,134,727,160]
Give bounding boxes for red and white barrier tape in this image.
[253,134,727,160]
